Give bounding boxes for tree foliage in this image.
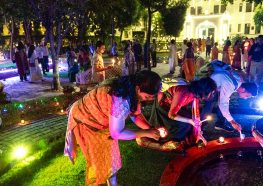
[161,1,189,37]
[221,0,263,4]
[138,0,168,69]
[254,4,263,26]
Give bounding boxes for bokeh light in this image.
[13,146,28,159]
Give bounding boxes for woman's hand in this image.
[142,129,160,141]
[230,120,242,132]
[188,119,196,126]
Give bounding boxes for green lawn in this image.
[0,120,178,186]
[25,140,176,186]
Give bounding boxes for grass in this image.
[25,140,176,186]
[0,118,178,186]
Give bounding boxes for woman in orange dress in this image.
[183,42,196,82]
[64,70,161,185]
[222,40,232,64]
[211,42,219,61]
[232,40,242,70]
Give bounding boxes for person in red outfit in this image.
[14,42,29,81]
[232,40,242,70]
[149,77,217,144]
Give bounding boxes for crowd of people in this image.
[63,36,262,186]
[10,36,263,186]
[13,41,48,82]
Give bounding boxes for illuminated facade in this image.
[184,0,260,43]
[1,0,261,44]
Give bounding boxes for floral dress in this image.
[64,86,131,185]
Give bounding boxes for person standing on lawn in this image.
[64,70,161,186]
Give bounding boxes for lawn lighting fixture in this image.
[13,146,27,159]
[158,127,168,138]
[60,109,64,113]
[218,136,225,143]
[20,119,25,124]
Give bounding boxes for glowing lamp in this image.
[218,136,225,143]
[13,146,27,159]
[240,131,245,141]
[60,109,64,113]
[20,119,25,124]
[111,58,115,66]
[55,102,60,106]
[158,127,168,138]
[18,104,24,110]
[257,97,263,110]
[200,115,213,124]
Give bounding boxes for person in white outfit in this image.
[28,45,43,82]
[43,42,49,73]
[91,41,112,84]
[201,69,258,132]
[168,39,178,74]
[36,43,45,75]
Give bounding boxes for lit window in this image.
[190,7,196,15]
[239,3,243,12]
[246,3,252,12]
[214,5,219,14]
[221,4,226,13]
[238,24,241,32]
[244,23,250,34]
[197,7,202,15]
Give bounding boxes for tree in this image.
[114,0,143,43]
[139,0,167,70]
[28,0,80,90]
[254,4,263,29]
[221,0,263,4]
[161,1,189,37]
[0,0,35,58]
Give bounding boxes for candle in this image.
[199,115,213,124]
[239,131,245,141]
[158,127,168,138]
[111,58,115,66]
[218,136,225,143]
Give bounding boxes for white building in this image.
[184,0,260,43]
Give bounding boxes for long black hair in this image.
[109,70,162,112]
[188,77,217,99]
[28,45,35,58]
